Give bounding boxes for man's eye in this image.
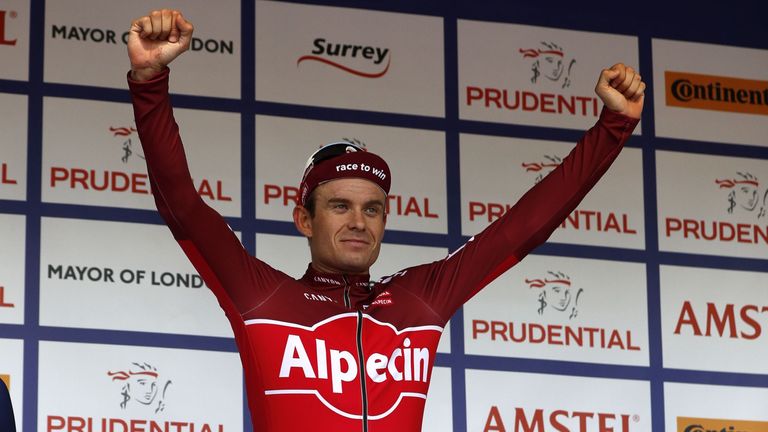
[365,207,381,215]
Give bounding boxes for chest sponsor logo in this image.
[678,416,768,432]
[246,313,442,420]
[0,285,15,308]
[0,10,17,46]
[50,24,234,55]
[472,271,640,351]
[304,292,336,303]
[666,71,768,116]
[298,37,391,78]
[46,362,224,432]
[369,290,393,307]
[483,406,640,432]
[665,171,768,245]
[469,156,638,235]
[48,125,232,202]
[466,41,600,117]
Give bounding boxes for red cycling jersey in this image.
[128,68,638,432]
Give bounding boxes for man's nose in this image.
[348,209,366,230]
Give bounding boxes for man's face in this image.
[300,178,386,274]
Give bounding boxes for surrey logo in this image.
[107,362,172,413]
[522,155,563,184]
[109,126,143,163]
[297,38,391,78]
[519,42,576,89]
[715,172,767,219]
[526,271,583,319]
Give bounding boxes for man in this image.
[127,9,644,432]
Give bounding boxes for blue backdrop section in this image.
[1,1,767,431]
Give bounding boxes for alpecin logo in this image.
[107,362,172,413]
[297,37,391,78]
[716,172,768,220]
[110,125,143,163]
[522,155,563,184]
[0,10,17,46]
[519,42,576,89]
[526,271,583,319]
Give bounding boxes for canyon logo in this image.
[519,41,576,89]
[526,271,583,319]
[110,126,143,163]
[107,362,172,413]
[297,37,391,78]
[677,416,768,432]
[0,10,17,46]
[716,172,768,220]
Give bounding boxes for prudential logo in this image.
[297,37,391,78]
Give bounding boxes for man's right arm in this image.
[127,10,283,314]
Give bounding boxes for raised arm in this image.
[397,64,645,321]
[127,10,282,314]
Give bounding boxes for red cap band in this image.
[299,145,391,206]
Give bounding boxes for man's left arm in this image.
[397,64,645,322]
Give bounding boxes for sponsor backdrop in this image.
[0,0,766,431]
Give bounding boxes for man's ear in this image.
[293,206,313,238]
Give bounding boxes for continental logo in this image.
[0,374,9,390]
[665,71,768,116]
[678,416,768,432]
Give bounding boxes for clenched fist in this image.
[128,9,194,81]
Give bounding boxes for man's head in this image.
[293,142,391,275]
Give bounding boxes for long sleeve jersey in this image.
[128,68,638,432]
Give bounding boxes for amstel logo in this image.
[678,416,768,432]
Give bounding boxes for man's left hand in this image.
[595,63,646,119]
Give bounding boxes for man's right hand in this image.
[128,9,194,82]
